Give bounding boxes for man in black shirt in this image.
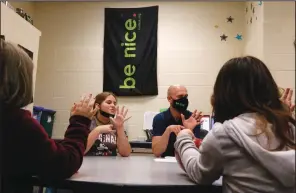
[152,85,207,157]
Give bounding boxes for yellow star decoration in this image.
[214,25,219,28]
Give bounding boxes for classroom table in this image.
[54,139,152,149]
[129,140,152,148]
[31,156,222,193]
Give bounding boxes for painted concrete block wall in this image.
[31,1,294,140]
[32,2,245,139]
[244,1,295,100]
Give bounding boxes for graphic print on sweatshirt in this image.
[92,133,117,156]
[87,118,117,156]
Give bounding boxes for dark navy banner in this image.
[103,6,158,96]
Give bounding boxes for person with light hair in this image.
[0,39,97,192]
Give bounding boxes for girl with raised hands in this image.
[84,92,131,157]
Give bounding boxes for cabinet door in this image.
[1,3,41,113]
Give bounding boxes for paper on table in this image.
[154,157,177,163]
[164,156,176,159]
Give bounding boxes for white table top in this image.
[67,156,222,186]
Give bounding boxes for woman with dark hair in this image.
[0,39,98,192]
[84,92,131,157]
[174,56,295,193]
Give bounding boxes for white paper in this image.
[154,157,177,163]
[164,156,176,160]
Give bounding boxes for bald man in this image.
[152,85,207,157]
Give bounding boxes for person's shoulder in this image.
[183,110,192,118]
[209,114,252,143]
[20,109,44,130]
[210,122,225,135]
[4,108,47,137]
[152,111,169,128]
[7,108,38,126]
[153,111,166,121]
[4,107,31,118]
[185,110,192,114]
[152,111,168,132]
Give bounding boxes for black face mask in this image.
[172,96,189,113]
[99,110,115,118]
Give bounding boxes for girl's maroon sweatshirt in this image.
[2,107,91,192]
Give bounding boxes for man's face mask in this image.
[172,95,189,113]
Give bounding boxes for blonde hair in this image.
[94,92,117,108]
[0,39,33,108]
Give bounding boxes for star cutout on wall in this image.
[253,7,255,14]
[258,1,262,6]
[246,7,248,13]
[250,3,253,9]
[256,16,257,20]
[250,17,252,24]
[227,16,234,23]
[214,25,219,28]
[220,34,228,41]
[235,34,242,40]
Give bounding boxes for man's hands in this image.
[165,110,203,136]
[176,114,202,147]
[181,110,203,131]
[166,125,185,135]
